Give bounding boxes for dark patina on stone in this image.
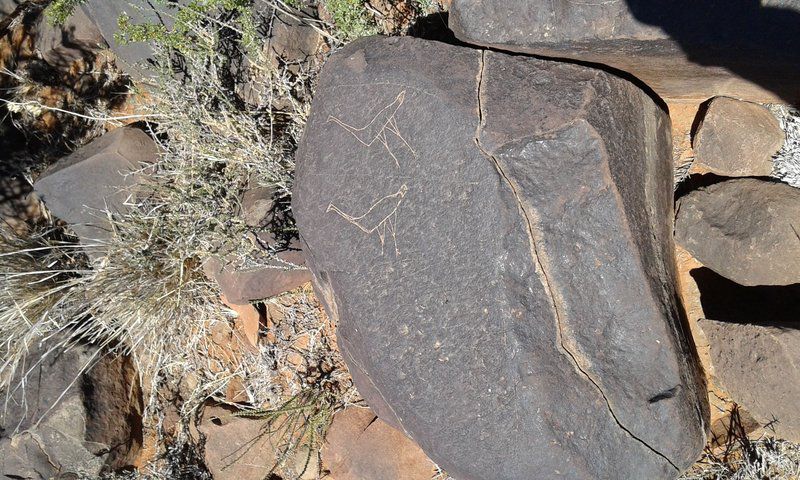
[448,0,800,104]
[294,36,707,480]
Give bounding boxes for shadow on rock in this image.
[691,267,800,329]
[626,0,800,105]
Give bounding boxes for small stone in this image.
[222,294,262,351]
[693,97,784,177]
[241,186,276,227]
[33,126,158,259]
[321,407,437,480]
[198,406,277,480]
[699,318,800,442]
[675,178,800,286]
[286,351,304,367]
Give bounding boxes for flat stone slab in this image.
[675,178,800,286]
[34,126,158,258]
[694,97,784,177]
[294,36,707,480]
[449,0,800,103]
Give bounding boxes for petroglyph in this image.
[328,91,416,168]
[327,185,408,255]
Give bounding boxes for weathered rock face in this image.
[0,338,143,478]
[34,6,107,68]
[322,407,437,480]
[34,126,158,258]
[448,0,800,103]
[699,318,800,442]
[294,36,707,479]
[675,178,800,286]
[694,97,784,177]
[74,0,186,81]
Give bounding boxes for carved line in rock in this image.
[473,50,679,471]
[326,184,408,255]
[327,90,417,168]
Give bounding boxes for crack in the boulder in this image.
[473,50,679,472]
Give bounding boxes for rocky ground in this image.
[0,1,799,479]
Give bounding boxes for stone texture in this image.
[694,97,784,177]
[0,338,143,478]
[699,318,800,442]
[34,126,158,258]
[294,36,707,480]
[75,0,187,81]
[34,6,107,68]
[449,0,800,103]
[675,178,800,286]
[322,407,437,480]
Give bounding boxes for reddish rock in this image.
[197,406,277,480]
[322,407,437,480]
[694,97,784,177]
[205,187,311,304]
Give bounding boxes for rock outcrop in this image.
[699,318,800,442]
[0,338,143,478]
[34,126,158,258]
[448,0,800,103]
[693,97,784,177]
[294,36,707,480]
[675,178,800,286]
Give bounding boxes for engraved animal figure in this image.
[327,91,416,167]
[327,185,408,255]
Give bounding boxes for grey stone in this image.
[0,338,143,477]
[34,126,158,259]
[75,0,187,81]
[675,178,800,286]
[694,97,784,177]
[699,318,800,442]
[0,0,22,18]
[294,36,707,480]
[34,6,107,68]
[449,0,800,103]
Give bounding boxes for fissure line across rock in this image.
[473,50,679,472]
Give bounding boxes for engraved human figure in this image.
[327,91,416,168]
[327,185,408,255]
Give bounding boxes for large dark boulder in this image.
[448,0,800,104]
[294,36,707,480]
[675,178,800,286]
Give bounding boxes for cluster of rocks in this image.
[674,98,800,443]
[0,338,143,478]
[294,1,800,479]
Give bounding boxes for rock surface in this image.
[0,338,143,478]
[34,126,158,258]
[34,6,107,68]
[675,178,800,286]
[322,407,437,480]
[699,318,800,442]
[693,97,784,177]
[448,0,800,103]
[294,36,707,479]
[74,0,186,81]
